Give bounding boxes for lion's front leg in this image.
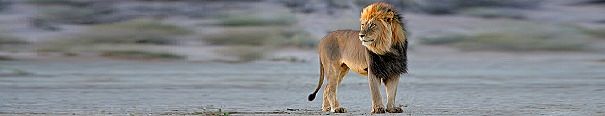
[384,75,403,113]
[368,74,385,113]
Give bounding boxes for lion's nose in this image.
[359,34,365,38]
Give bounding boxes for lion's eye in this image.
[367,23,375,29]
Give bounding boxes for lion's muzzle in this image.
[359,34,374,46]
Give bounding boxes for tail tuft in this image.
[308,93,316,101]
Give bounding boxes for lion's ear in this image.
[384,11,395,22]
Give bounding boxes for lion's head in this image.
[359,2,406,55]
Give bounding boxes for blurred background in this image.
[0,0,602,63]
[0,0,604,115]
[0,0,603,62]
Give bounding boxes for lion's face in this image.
[359,18,392,48]
[359,2,405,55]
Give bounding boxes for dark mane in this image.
[368,9,408,79]
[368,40,407,78]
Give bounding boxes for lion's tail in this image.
[308,59,324,101]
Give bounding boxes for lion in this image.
[307,2,407,114]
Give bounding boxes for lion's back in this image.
[318,30,360,59]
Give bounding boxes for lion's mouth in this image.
[361,39,373,46]
[360,36,374,46]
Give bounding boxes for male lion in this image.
[308,2,407,114]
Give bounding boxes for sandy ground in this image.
[1,47,605,115]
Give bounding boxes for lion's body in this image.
[319,30,369,76]
[308,2,408,114]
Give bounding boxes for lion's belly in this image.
[343,59,368,76]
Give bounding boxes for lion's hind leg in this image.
[322,87,330,112]
[320,63,334,112]
[324,63,349,113]
[333,64,349,113]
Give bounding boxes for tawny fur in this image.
[308,2,408,114]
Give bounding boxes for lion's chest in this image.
[367,44,408,78]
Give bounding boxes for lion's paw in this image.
[322,107,330,112]
[371,107,385,114]
[333,107,347,113]
[386,107,403,113]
